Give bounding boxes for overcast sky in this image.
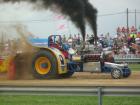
[0,0,140,38]
[91,0,140,37]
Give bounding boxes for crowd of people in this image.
[61,26,140,55]
[113,26,140,54]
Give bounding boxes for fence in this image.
[114,54,140,63]
[0,86,140,105]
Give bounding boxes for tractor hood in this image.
[104,62,128,68]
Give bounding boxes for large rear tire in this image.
[32,50,58,79]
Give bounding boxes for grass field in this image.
[128,64,140,71]
[0,95,140,105]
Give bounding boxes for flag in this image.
[54,15,64,20]
[57,24,65,30]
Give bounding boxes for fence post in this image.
[98,87,102,105]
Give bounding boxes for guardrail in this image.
[0,86,140,105]
[114,54,140,63]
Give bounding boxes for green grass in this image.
[0,95,140,105]
[128,64,140,71]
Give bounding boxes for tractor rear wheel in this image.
[32,50,58,79]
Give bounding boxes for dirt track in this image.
[0,71,140,87]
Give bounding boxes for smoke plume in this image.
[2,0,97,41]
[83,0,98,39]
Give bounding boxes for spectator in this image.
[77,33,81,45]
[62,34,66,43]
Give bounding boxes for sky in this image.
[0,0,140,38]
[91,0,140,36]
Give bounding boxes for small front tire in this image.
[111,68,122,79]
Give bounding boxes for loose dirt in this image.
[0,72,140,87]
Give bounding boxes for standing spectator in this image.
[77,33,81,45]
[62,34,66,43]
[73,34,77,47]
[86,34,90,41]
[67,34,73,47]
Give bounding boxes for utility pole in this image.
[0,33,4,54]
[135,9,137,31]
[126,8,129,36]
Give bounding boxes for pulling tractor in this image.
[29,35,131,79]
[1,33,131,79]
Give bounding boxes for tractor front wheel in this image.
[111,68,122,79]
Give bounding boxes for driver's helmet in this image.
[63,43,70,51]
